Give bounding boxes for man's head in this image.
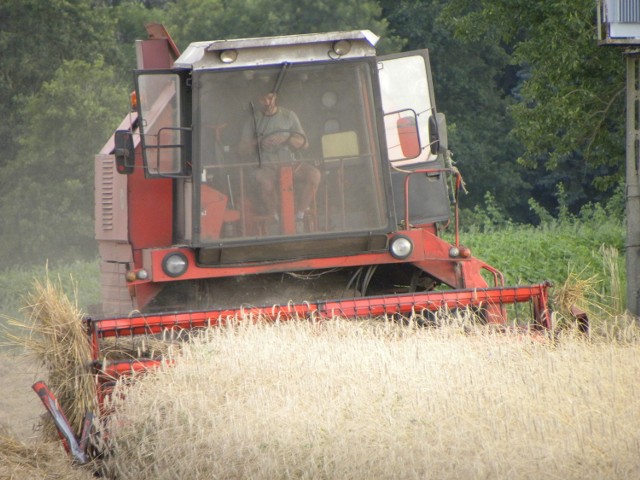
[258,92,278,116]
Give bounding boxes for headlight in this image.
[162,252,188,277]
[136,269,149,280]
[125,269,150,282]
[219,49,238,63]
[332,40,352,56]
[389,235,413,259]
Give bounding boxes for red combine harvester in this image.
[85,25,551,413]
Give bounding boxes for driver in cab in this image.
[239,91,320,230]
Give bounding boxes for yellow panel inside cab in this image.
[322,131,359,158]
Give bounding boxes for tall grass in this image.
[0,259,100,348]
[2,274,97,438]
[99,318,640,480]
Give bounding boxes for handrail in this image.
[402,168,460,246]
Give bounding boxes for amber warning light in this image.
[130,91,137,110]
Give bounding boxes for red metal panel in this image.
[280,165,296,234]
[144,23,181,61]
[101,359,167,379]
[88,282,551,340]
[143,245,397,283]
[127,147,174,250]
[132,282,163,312]
[32,381,88,463]
[137,39,175,69]
[132,225,498,288]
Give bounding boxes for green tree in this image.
[442,0,625,214]
[163,0,403,53]
[110,0,169,70]
[0,58,129,267]
[0,0,121,164]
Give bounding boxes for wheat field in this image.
[97,317,640,480]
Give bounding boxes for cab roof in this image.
[173,30,379,70]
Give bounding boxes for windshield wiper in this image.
[272,62,290,94]
[249,99,264,168]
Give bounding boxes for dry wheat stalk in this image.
[2,273,96,439]
[0,424,94,479]
[98,318,640,480]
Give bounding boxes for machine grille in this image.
[100,157,114,231]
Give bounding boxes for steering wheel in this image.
[259,129,307,152]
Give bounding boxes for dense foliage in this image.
[0,0,626,268]
[462,195,625,289]
[442,0,625,210]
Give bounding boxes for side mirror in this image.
[114,130,135,174]
[396,114,420,158]
[428,115,440,155]
[436,112,448,152]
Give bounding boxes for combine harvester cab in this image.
[91,25,551,368]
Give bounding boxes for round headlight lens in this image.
[136,269,149,280]
[219,49,238,63]
[162,253,188,277]
[332,40,352,56]
[449,246,460,258]
[390,236,413,259]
